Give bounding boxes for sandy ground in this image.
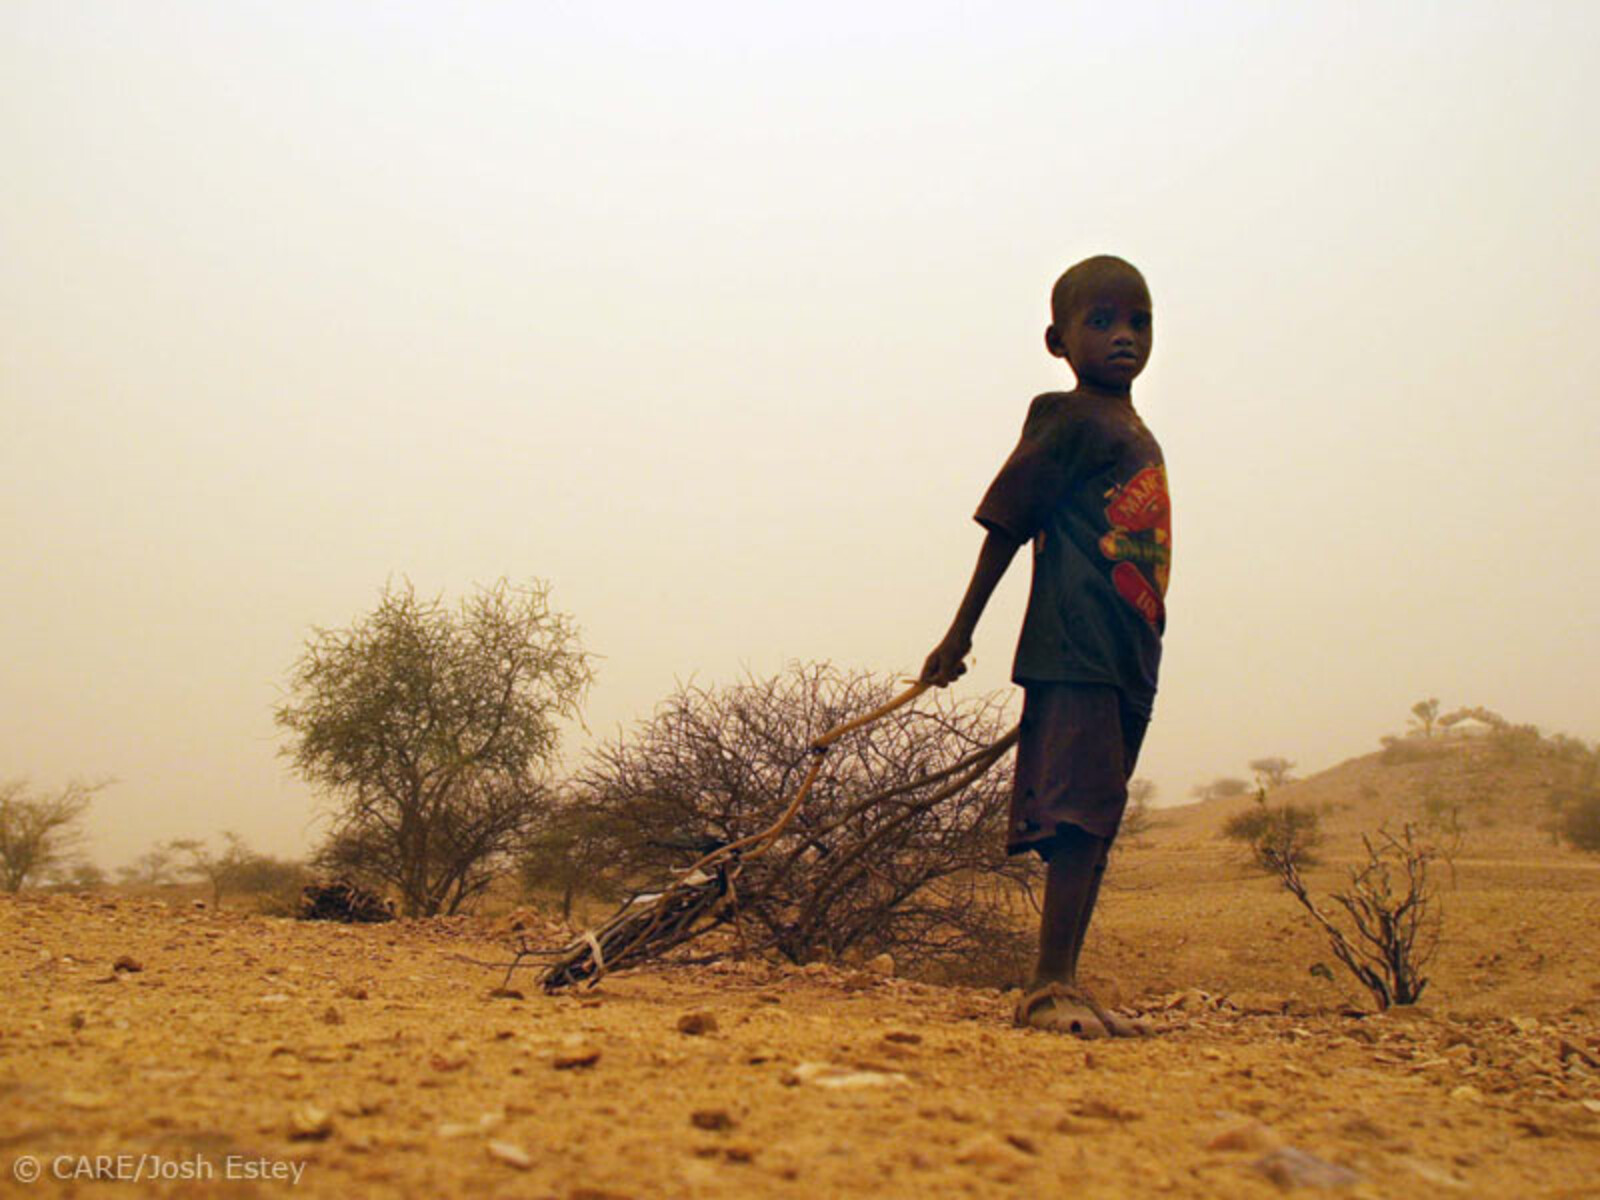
[4,743,1599,1198]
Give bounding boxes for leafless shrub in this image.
[0,778,108,892]
[575,663,1030,979]
[1265,823,1442,1010]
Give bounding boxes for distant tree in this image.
[118,846,177,888]
[518,799,626,921]
[167,832,257,906]
[1119,779,1157,842]
[276,578,593,916]
[62,861,107,891]
[1191,777,1251,803]
[0,778,108,892]
[1249,757,1297,790]
[1409,698,1441,738]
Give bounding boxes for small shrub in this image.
[1488,723,1543,764]
[1378,735,1448,767]
[1221,791,1323,872]
[1561,793,1600,852]
[1265,823,1442,1010]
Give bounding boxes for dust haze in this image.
[3,3,1597,870]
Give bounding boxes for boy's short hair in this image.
[1050,256,1150,329]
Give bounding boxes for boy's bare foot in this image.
[1014,983,1109,1038]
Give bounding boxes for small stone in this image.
[1510,1016,1540,1035]
[430,1054,469,1072]
[691,1108,735,1132]
[1252,1146,1360,1190]
[1004,1133,1039,1156]
[1449,1085,1485,1104]
[865,953,896,976]
[1205,1120,1282,1153]
[259,993,290,1004]
[60,1089,112,1110]
[1073,1097,1141,1122]
[882,1030,922,1045]
[1580,1099,1600,1116]
[112,955,143,974]
[489,987,525,1000]
[953,1132,1033,1167]
[322,1006,344,1026]
[677,1011,718,1036]
[288,1105,333,1141]
[486,1140,532,1170]
[785,1061,909,1089]
[342,984,369,1000]
[68,1012,86,1031]
[553,1037,601,1070]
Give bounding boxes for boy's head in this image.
[1045,255,1152,393]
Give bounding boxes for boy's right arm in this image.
[921,527,1024,686]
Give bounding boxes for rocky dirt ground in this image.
[4,742,1599,1198]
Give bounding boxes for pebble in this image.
[322,1006,344,1025]
[691,1108,735,1132]
[112,955,143,974]
[553,1037,601,1070]
[784,1062,909,1089]
[1449,1085,1485,1104]
[865,953,896,976]
[677,1011,718,1036]
[486,1140,532,1170]
[1205,1120,1281,1153]
[953,1132,1034,1167]
[1252,1146,1360,1190]
[288,1105,334,1141]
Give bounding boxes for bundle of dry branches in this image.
[529,668,1023,991]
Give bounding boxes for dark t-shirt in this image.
[974,392,1171,715]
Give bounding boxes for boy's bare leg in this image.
[1017,828,1110,1036]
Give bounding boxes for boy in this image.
[921,255,1169,1037]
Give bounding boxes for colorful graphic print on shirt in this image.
[1098,464,1171,628]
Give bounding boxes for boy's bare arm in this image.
[921,528,1024,686]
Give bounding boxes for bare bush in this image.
[0,778,108,892]
[1221,789,1324,872]
[118,846,178,888]
[575,663,1030,979]
[1264,823,1442,1010]
[1118,778,1157,844]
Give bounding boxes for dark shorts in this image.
[1007,681,1150,856]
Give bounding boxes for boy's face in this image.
[1048,279,1153,393]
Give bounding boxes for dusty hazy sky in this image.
[4,3,1597,871]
